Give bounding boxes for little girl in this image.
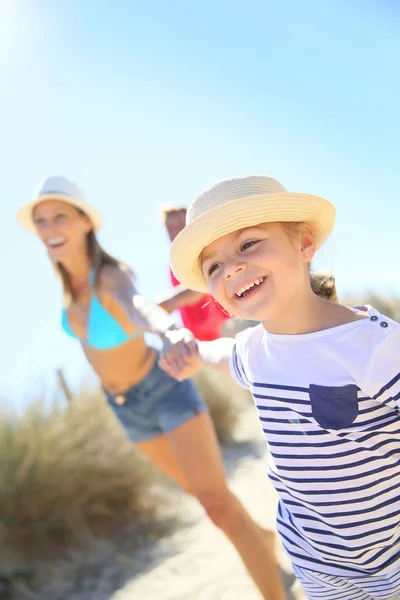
[162,175,400,600]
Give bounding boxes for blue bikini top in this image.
[61,270,142,350]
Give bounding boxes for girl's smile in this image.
[233,276,266,300]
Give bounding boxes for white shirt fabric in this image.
[229,306,400,578]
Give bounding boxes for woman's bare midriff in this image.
[83,337,158,395]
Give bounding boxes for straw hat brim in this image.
[17,193,102,234]
[170,192,336,292]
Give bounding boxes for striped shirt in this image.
[229,306,400,578]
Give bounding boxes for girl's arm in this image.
[198,338,235,371]
[159,337,235,381]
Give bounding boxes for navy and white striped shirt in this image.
[229,306,400,578]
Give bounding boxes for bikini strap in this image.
[89,268,96,287]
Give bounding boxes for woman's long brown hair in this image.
[53,211,133,304]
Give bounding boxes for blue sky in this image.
[1,0,399,406]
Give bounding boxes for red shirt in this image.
[169,268,229,341]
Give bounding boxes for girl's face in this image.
[33,200,92,262]
[201,222,314,325]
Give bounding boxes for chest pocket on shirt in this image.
[309,384,359,430]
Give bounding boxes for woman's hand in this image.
[159,328,204,380]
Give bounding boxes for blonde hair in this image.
[282,221,314,246]
[310,270,338,302]
[160,205,187,224]
[282,221,338,302]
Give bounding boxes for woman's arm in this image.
[100,265,184,336]
[100,266,199,373]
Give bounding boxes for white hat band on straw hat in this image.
[170,175,336,293]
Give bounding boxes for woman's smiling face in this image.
[201,222,313,324]
[33,200,92,262]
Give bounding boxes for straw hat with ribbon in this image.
[170,175,336,293]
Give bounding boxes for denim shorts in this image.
[104,359,208,442]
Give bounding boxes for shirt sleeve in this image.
[364,324,400,410]
[229,342,250,389]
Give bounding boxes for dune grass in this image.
[0,394,161,561]
[0,362,248,597]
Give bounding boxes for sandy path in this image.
[110,408,306,600]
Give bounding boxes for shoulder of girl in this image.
[234,323,264,349]
[366,322,400,395]
[347,310,399,397]
[373,317,400,355]
[367,307,399,334]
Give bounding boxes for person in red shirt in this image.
[158,206,230,341]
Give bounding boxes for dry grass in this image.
[0,391,178,598]
[0,369,247,553]
[0,394,163,561]
[0,365,248,598]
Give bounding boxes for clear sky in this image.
[1,0,399,406]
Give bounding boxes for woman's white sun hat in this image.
[17,176,102,234]
[170,175,336,293]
